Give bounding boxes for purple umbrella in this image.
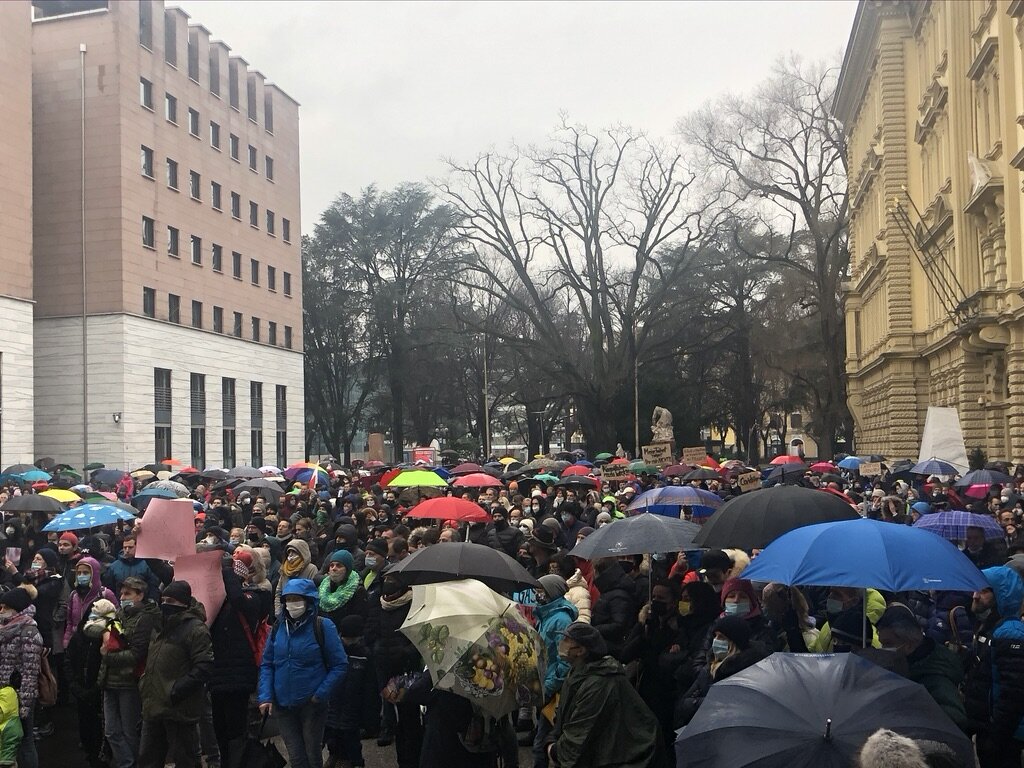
[913,510,1004,541]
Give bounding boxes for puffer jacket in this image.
[274,540,319,615]
[811,588,886,652]
[210,564,273,694]
[0,604,42,718]
[906,636,967,732]
[258,578,348,708]
[565,569,592,624]
[139,599,214,722]
[590,563,639,659]
[484,521,524,559]
[98,599,161,690]
[64,555,116,648]
[535,596,578,700]
[371,592,421,680]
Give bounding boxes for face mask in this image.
[4,527,13,537]
[76,574,92,587]
[329,570,346,584]
[531,505,540,513]
[826,598,845,616]
[724,599,751,618]
[88,612,100,622]
[619,561,635,574]
[30,562,42,571]
[561,513,572,523]
[711,637,731,660]
[652,553,666,562]
[205,536,218,545]
[381,582,402,598]
[678,600,692,616]
[120,599,135,610]
[160,603,186,619]
[286,553,301,563]
[285,601,305,619]
[967,545,983,555]
[229,538,241,546]
[364,555,378,568]
[247,532,261,542]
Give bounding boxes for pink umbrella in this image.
[810,461,837,473]
[770,455,805,466]
[452,473,503,489]
[561,465,593,478]
[964,483,992,500]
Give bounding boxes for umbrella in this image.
[17,470,51,483]
[364,460,386,469]
[42,503,136,532]
[387,469,448,489]
[283,465,330,486]
[681,467,720,482]
[763,463,810,487]
[530,473,559,485]
[520,458,559,473]
[693,486,860,551]
[594,452,613,461]
[147,480,190,498]
[675,652,973,768]
[553,476,599,489]
[34,457,56,471]
[83,496,137,515]
[130,469,156,481]
[258,465,284,476]
[662,464,689,478]
[133,487,178,500]
[1,464,33,475]
[386,542,541,594]
[836,456,861,470]
[808,461,836,473]
[452,473,503,489]
[0,494,63,514]
[234,479,285,500]
[627,486,724,511]
[405,497,490,523]
[159,458,183,466]
[910,458,960,476]
[400,579,544,717]
[497,457,521,466]
[569,513,701,559]
[83,462,105,471]
[39,489,82,504]
[227,466,262,479]
[450,462,484,476]
[913,510,1004,541]
[955,469,1013,488]
[92,468,128,486]
[769,455,804,466]
[741,518,989,593]
[197,468,229,481]
[560,465,593,478]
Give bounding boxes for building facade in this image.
[836,0,1024,461]
[30,0,304,470]
[0,1,37,468]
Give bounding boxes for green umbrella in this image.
[632,464,661,475]
[84,462,105,471]
[595,452,613,461]
[386,469,449,488]
[531,473,559,484]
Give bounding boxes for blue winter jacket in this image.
[535,596,578,700]
[258,578,348,708]
[982,566,1024,740]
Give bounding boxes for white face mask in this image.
[285,601,305,619]
[364,555,378,568]
[205,536,218,545]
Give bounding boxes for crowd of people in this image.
[0,454,1020,768]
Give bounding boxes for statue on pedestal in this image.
[651,406,674,443]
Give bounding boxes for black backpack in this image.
[271,615,330,670]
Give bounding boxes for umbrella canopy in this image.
[130,469,156,481]
[521,458,560,473]
[913,510,1004,541]
[147,480,190,498]
[693,486,860,551]
[197,468,229,481]
[42,503,136,532]
[594,452,613,461]
[1,464,33,475]
[17,469,51,482]
[569,513,701,559]
[808,461,836,473]
[91,468,128,486]
[560,465,593,478]
[234,478,285,500]
[741,518,989,593]
[627,486,724,511]
[452,473,503,489]
[405,497,490,523]
[400,579,544,717]
[763,463,810,487]
[497,457,520,466]
[675,652,973,768]
[681,467,720,482]
[39,489,82,504]
[386,542,540,593]
[283,464,330,485]
[387,469,449,488]
[450,462,484,476]
[661,464,689,478]
[530,473,559,485]
[1,494,63,514]
[769,455,804,466]
[227,466,262,479]
[133,487,178,500]
[954,468,1013,488]
[553,476,599,489]
[911,458,961,476]
[836,456,861,470]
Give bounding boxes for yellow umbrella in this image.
[131,469,156,480]
[40,488,82,504]
[498,457,519,466]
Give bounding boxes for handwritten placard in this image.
[642,442,674,468]
[681,446,707,466]
[737,471,762,492]
[859,462,883,477]
[173,550,226,626]
[600,464,633,480]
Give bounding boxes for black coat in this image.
[484,522,524,559]
[209,566,273,694]
[372,598,421,680]
[675,647,766,727]
[316,578,368,630]
[327,640,374,731]
[591,564,640,659]
[404,674,498,768]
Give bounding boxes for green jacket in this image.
[907,637,968,732]
[99,601,161,690]
[554,656,661,768]
[139,601,213,722]
[0,686,21,764]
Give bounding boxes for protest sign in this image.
[681,446,707,466]
[135,498,195,560]
[859,462,883,477]
[601,464,634,480]
[173,550,225,627]
[737,471,762,493]
[642,442,674,468]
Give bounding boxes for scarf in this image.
[319,570,360,613]
[380,590,413,611]
[282,555,306,578]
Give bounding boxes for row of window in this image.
[142,286,295,349]
[139,145,289,242]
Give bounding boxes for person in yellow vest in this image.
[811,587,885,651]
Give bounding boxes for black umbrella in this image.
[693,486,860,550]
[385,542,540,594]
[235,479,285,500]
[1,464,33,475]
[553,476,598,489]
[675,653,973,767]
[92,469,128,486]
[1,495,63,514]
[198,468,229,481]
[227,466,262,479]
[762,464,809,487]
[34,457,56,471]
[819,473,844,486]
[569,513,700,559]
[955,469,1013,488]
[681,467,720,482]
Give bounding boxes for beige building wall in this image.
[0,1,36,465]
[836,0,1024,461]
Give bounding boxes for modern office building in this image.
[835,0,1024,460]
[30,0,304,470]
[0,1,37,468]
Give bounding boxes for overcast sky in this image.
[174,0,857,234]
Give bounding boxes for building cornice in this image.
[967,36,999,81]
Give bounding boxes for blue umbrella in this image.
[17,469,51,483]
[910,458,961,476]
[954,468,1013,488]
[43,502,136,532]
[741,518,988,593]
[627,486,724,511]
[134,487,177,499]
[836,456,861,470]
[913,510,1004,542]
[574,460,594,467]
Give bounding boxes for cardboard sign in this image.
[859,462,883,477]
[173,550,226,627]
[737,471,762,493]
[135,498,196,560]
[681,446,707,466]
[601,464,633,480]
[642,442,674,468]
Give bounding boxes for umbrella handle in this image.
[824,718,832,742]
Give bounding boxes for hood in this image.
[720,578,762,619]
[594,562,631,593]
[281,577,319,607]
[565,568,587,589]
[334,523,358,548]
[0,604,37,640]
[535,596,578,623]
[865,588,887,624]
[983,566,1024,620]
[285,538,311,563]
[580,655,623,677]
[77,555,104,593]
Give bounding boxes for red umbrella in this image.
[770,455,805,466]
[379,467,404,487]
[365,460,385,469]
[450,462,484,476]
[561,465,593,478]
[809,461,837,473]
[703,455,721,470]
[405,497,490,523]
[609,457,630,465]
[663,464,689,477]
[820,486,856,506]
[179,466,199,474]
[452,473,503,489]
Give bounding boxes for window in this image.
[209,50,220,95]
[223,428,236,467]
[191,235,202,265]
[140,145,154,177]
[251,429,263,467]
[142,216,155,248]
[276,430,287,468]
[165,92,177,123]
[229,59,240,109]
[212,243,223,272]
[189,170,201,199]
[163,9,175,63]
[284,326,292,349]
[168,293,180,324]
[250,258,259,285]
[230,192,241,219]
[223,377,236,466]
[213,305,224,333]
[229,134,239,160]
[188,108,199,137]
[209,121,220,149]
[282,218,291,243]
[191,300,203,328]
[264,91,274,133]
[266,210,275,235]
[191,373,206,424]
[154,366,172,462]
[190,428,206,471]
[154,426,172,465]
[251,381,263,425]
[248,145,257,171]
[140,77,153,109]
[187,27,199,81]
[251,316,260,342]
[166,158,178,189]
[275,384,287,467]
[231,251,242,278]
[247,76,258,122]
[233,311,242,337]
[268,321,277,346]
[139,0,153,48]
[167,226,179,257]
[143,286,156,318]
[267,266,276,291]
[265,156,274,180]
[249,201,258,227]
[283,272,292,296]
[211,181,221,210]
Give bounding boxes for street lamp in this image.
[482,330,490,460]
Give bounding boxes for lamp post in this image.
[482,331,490,460]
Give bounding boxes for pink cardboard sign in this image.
[135,498,196,560]
[172,550,226,627]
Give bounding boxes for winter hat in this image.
[577,526,595,538]
[247,517,270,535]
[911,501,933,516]
[529,525,559,551]
[595,512,613,526]
[330,549,355,570]
[538,574,568,600]
[365,538,388,556]
[59,532,79,547]
[531,489,543,498]
[0,587,32,613]
[563,621,607,657]
[700,549,733,573]
[121,576,148,594]
[858,728,928,768]
[713,616,751,650]
[334,523,358,545]
[541,517,561,533]
[232,549,254,569]
[37,548,59,569]
[162,580,192,604]
[519,518,535,533]
[871,488,886,499]
[337,614,365,638]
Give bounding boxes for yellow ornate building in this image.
[835,0,1024,460]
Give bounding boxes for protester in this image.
[533,574,578,768]
[0,587,42,768]
[275,540,319,614]
[590,558,640,660]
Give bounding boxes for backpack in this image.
[240,614,273,665]
[37,648,58,708]
[270,616,330,670]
